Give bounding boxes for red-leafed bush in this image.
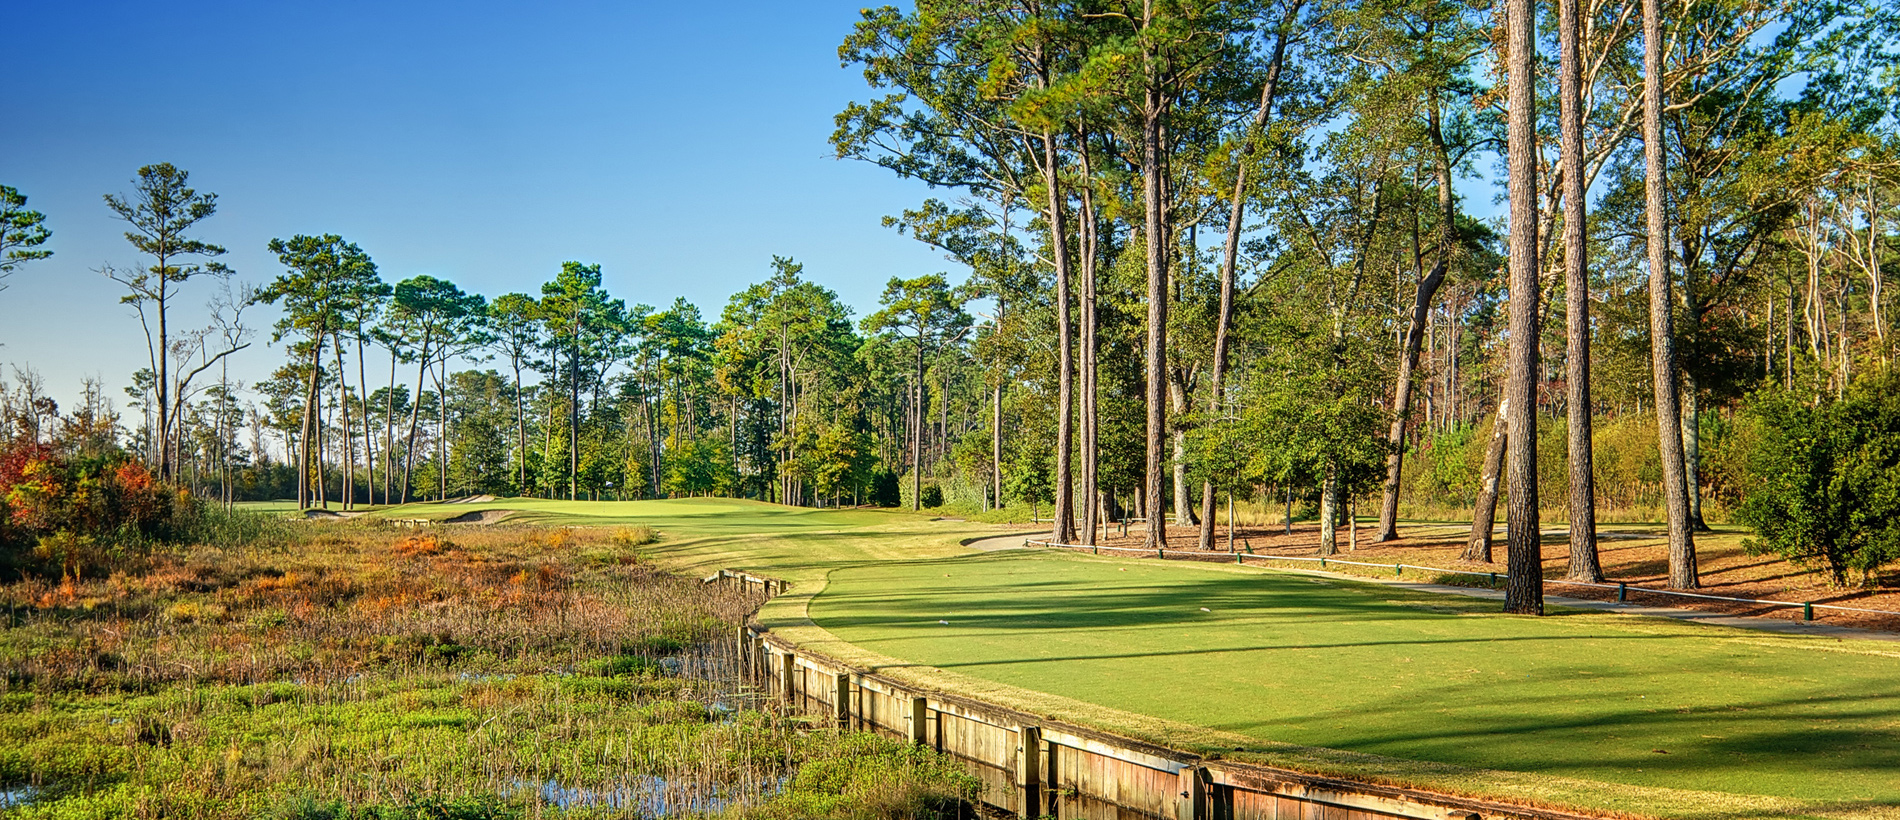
[0,442,189,577]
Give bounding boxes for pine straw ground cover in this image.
[810,550,1900,820]
[0,521,982,819]
[1094,520,1900,632]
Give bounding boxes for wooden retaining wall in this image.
[714,571,1602,820]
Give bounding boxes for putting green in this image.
[811,550,1900,811]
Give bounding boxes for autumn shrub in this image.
[0,443,194,576]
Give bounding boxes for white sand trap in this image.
[442,509,514,524]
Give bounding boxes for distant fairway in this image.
[363,497,993,592]
[811,549,1900,814]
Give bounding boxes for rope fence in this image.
[1019,538,1900,623]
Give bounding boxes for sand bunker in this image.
[441,509,514,524]
[302,509,368,520]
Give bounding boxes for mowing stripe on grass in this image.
[810,549,1900,810]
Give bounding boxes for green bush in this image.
[269,794,521,820]
[1735,375,1900,586]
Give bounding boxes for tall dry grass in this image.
[0,522,976,820]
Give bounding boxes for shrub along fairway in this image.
[811,549,1900,817]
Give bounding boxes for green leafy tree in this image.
[488,293,544,495]
[0,185,52,291]
[386,275,486,501]
[863,274,971,510]
[1005,429,1055,523]
[258,234,380,509]
[539,262,625,499]
[715,257,861,505]
[446,370,515,496]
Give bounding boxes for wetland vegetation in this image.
[0,520,980,819]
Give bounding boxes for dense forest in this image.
[2,0,1897,599]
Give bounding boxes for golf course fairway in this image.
[810,549,1900,812]
[328,499,1900,815]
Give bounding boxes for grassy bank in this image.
[810,549,1900,818]
[199,498,1900,818]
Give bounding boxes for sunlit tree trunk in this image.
[1559,0,1603,581]
[1503,0,1543,614]
[1644,0,1698,589]
[1038,124,1077,542]
[1140,44,1170,551]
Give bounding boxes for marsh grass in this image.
[0,522,976,819]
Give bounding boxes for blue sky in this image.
[1,1,954,404]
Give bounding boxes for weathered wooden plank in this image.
[753,633,1600,820]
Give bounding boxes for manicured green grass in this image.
[811,550,1900,814]
[367,498,994,585]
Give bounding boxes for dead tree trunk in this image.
[1463,399,1508,563]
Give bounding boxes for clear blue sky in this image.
[1,1,953,405]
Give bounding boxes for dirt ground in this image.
[1076,518,1900,633]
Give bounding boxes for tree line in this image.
[3,0,1898,608]
[830,0,1897,611]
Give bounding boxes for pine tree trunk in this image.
[1504,0,1544,615]
[1169,375,1195,528]
[334,337,354,510]
[913,351,925,511]
[300,333,326,509]
[438,361,450,500]
[1078,133,1102,546]
[1040,127,1078,543]
[1200,0,1297,551]
[1559,0,1604,582]
[1644,0,1699,589]
[1141,61,1169,551]
[1681,373,1708,530]
[385,348,398,505]
[568,344,580,501]
[514,361,527,498]
[992,384,1003,508]
[401,339,431,504]
[356,338,373,509]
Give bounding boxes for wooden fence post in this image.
[833,671,850,727]
[1176,765,1208,820]
[1018,725,1043,819]
[907,696,929,745]
[779,650,796,703]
